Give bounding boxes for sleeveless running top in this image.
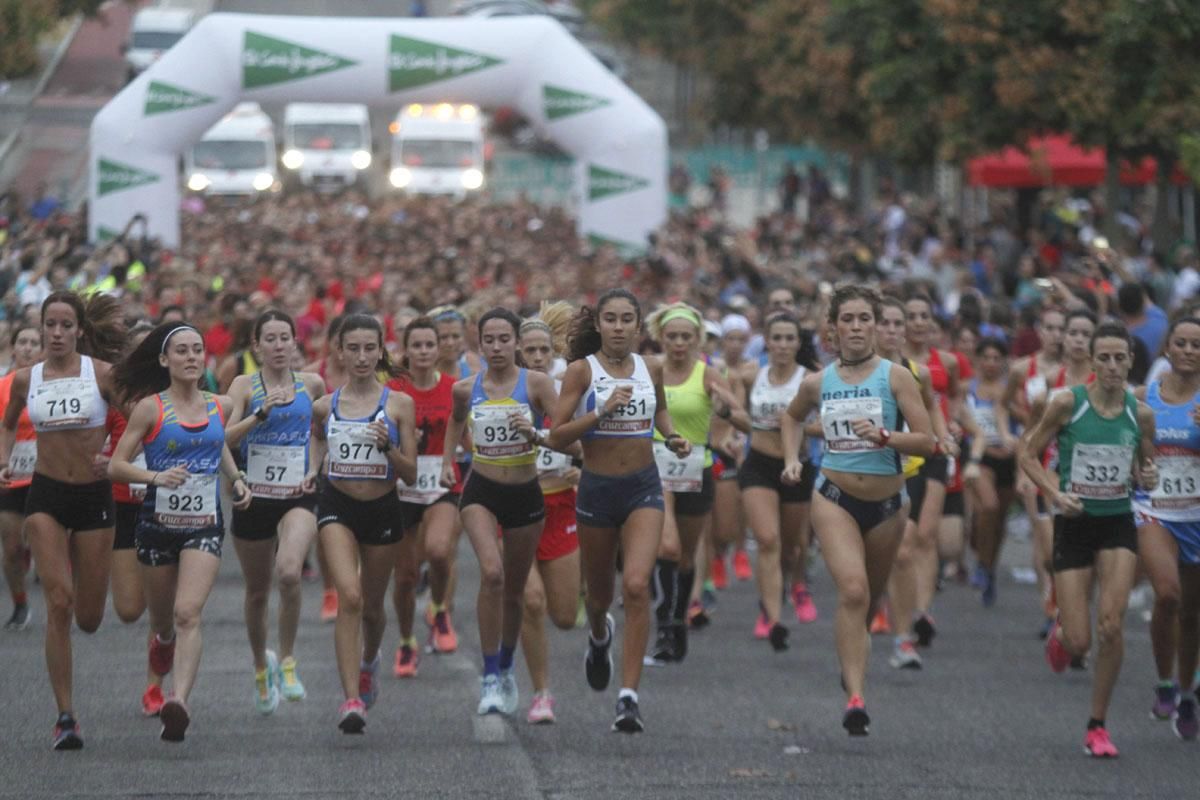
[1056,385,1140,516]
[1024,356,1049,407]
[143,392,226,529]
[326,387,399,481]
[243,372,312,499]
[925,348,952,424]
[578,354,657,440]
[390,372,456,457]
[469,368,540,467]
[819,359,902,476]
[1133,379,1200,522]
[655,360,712,466]
[26,356,107,432]
[750,363,804,432]
[0,371,36,487]
[968,378,1015,449]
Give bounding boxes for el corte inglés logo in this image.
[98,158,159,197]
[588,164,650,202]
[388,34,502,91]
[144,81,216,116]
[543,85,611,121]
[242,31,357,89]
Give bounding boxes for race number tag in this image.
[750,384,793,430]
[594,381,655,435]
[537,445,572,476]
[8,440,36,480]
[397,455,448,505]
[154,474,218,529]
[246,444,306,498]
[653,442,705,493]
[1069,444,1132,499]
[972,402,1001,445]
[34,378,93,429]
[328,420,389,479]
[471,404,533,461]
[129,453,148,502]
[821,397,885,452]
[1150,454,1200,510]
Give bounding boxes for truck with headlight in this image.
[388,103,486,197]
[280,103,372,191]
[185,102,279,196]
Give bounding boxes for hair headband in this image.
[161,325,199,354]
[661,307,702,329]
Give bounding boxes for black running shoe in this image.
[612,696,644,733]
[842,699,870,737]
[52,713,82,751]
[645,626,675,666]
[673,622,688,662]
[1069,654,1088,671]
[585,613,614,691]
[913,614,936,648]
[768,622,790,652]
[4,603,30,631]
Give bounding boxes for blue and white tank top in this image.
[143,392,226,530]
[577,354,656,440]
[1134,379,1200,522]
[819,359,901,476]
[326,387,398,481]
[468,368,541,467]
[243,372,312,499]
[968,379,1015,449]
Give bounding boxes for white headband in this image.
[160,325,199,354]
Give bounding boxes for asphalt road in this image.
[0,517,1195,799]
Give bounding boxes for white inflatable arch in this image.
[89,13,666,252]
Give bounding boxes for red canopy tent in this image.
[966,135,1186,188]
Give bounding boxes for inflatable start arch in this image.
[88,14,667,253]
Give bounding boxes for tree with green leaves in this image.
[1,0,123,79]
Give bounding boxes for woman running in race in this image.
[439,308,560,716]
[224,310,325,714]
[311,314,417,734]
[431,306,483,378]
[109,324,253,743]
[0,292,124,750]
[645,303,747,665]
[0,324,41,630]
[548,288,691,733]
[1020,320,1157,757]
[518,303,584,723]
[1133,315,1200,740]
[711,314,754,589]
[780,285,934,735]
[736,312,814,651]
[389,317,463,677]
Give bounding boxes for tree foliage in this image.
[0,0,120,78]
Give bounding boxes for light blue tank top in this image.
[1133,379,1200,521]
[819,359,901,476]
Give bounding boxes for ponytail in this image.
[41,291,126,363]
[112,322,196,405]
[566,288,641,363]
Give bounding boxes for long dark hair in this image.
[764,312,819,370]
[41,290,125,363]
[338,314,403,378]
[566,288,641,362]
[112,322,203,405]
[253,309,296,342]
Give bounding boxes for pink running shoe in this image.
[1045,622,1071,674]
[527,691,556,724]
[753,611,770,640]
[733,550,752,581]
[1084,726,1118,758]
[792,584,818,624]
[338,698,366,734]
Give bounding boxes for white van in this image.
[389,103,486,197]
[185,103,279,196]
[124,7,196,81]
[280,104,372,190]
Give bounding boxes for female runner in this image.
[109,324,253,742]
[710,315,753,589]
[781,285,933,735]
[1133,315,1200,740]
[1020,320,1157,757]
[225,310,325,713]
[548,288,691,733]
[311,314,417,734]
[0,324,41,630]
[0,292,124,750]
[439,308,559,716]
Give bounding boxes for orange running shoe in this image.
[710,555,729,590]
[394,644,419,678]
[141,684,165,717]
[869,604,891,635]
[320,589,338,623]
[430,609,458,653]
[733,550,752,581]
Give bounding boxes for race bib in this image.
[821,397,884,452]
[328,420,389,479]
[1068,443,1132,499]
[34,378,94,429]
[130,452,148,502]
[653,441,705,493]
[594,381,655,435]
[154,474,218,529]
[246,444,306,498]
[8,440,36,480]
[972,403,1001,445]
[751,384,792,430]
[537,445,572,476]
[472,404,534,460]
[1025,375,1048,405]
[1150,454,1200,510]
[397,455,449,505]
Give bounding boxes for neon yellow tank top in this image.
[655,359,713,467]
[902,358,924,477]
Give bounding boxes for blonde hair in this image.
[520,301,573,355]
[645,301,703,342]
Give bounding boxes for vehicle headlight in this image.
[186,173,210,192]
[351,150,372,170]
[252,172,274,192]
[281,149,304,170]
[461,168,484,190]
[390,167,412,188]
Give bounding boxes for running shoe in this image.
[160,698,190,743]
[498,668,519,715]
[1070,655,1088,671]
[393,644,419,678]
[141,684,164,717]
[645,626,675,666]
[338,698,366,734]
[255,650,281,716]
[1038,617,1055,640]
[701,583,718,611]
[4,603,30,630]
[792,584,818,624]
[753,610,770,640]
[1084,726,1118,758]
[980,570,996,608]
[359,654,381,709]
[52,713,82,751]
[913,614,936,647]
[1044,622,1071,673]
[889,639,922,670]
[869,604,891,635]
[711,555,729,590]
[842,695,869,736]
[673,622,688,662]
[148,634,175,677]
[1152,681,1179,721]
[612,696,644,733]
[430,609,459,653]
[320,589,338,623]
[527,690,556,725]
[278,655,306,701]
[687,599,711,629]
[1173,695,1198,741]
[969,564,987,588]
[477,674,504,715]
[584,613,614,691]
[733,550,752,581]
[768,622,789,652]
